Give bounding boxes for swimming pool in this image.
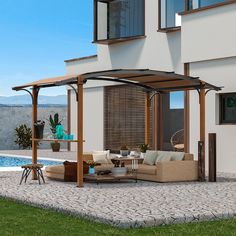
[0,155,63,168]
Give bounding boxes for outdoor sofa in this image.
[45,151,198,182]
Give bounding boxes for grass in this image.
[0,198,235,236]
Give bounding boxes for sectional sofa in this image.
[45,151,198,182]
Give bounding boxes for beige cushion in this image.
[170,152,184,161]
[155,151,172,163]
[93,150,112,164]
[137,164,156,175]
[143,150,158,165]
[45,165,64,174]
[93,153,111,164]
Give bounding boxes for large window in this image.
[95,0,145,41]
[159,0,185,29]
[219,93,236,124]
[188,0,229,10]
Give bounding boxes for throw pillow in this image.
[93,153,111,164]
[170,152,184,161]
[155,151,172,164]
[143,150,158,165]
[93,150,112,164]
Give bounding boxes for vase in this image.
[89,167,95,175]
[56,125,64,139]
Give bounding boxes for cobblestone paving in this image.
[0,171,235,228]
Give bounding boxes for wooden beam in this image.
[67,90,71,151]
[145,93,150,145]
[157,94,163,150]
[209,133,217,182]
[184,63,190,153]
[152,95,158,149]
[199,88,206,181]
[32,86,38,180]
[77,77,84,187]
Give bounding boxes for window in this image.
[188,0,229,10]
[219,93,236,124]
[159,0,185,29]
[170,91,184,109]
[95,0,145,41]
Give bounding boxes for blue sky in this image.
[0,0,96,96]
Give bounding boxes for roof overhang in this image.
[12,69,222,92]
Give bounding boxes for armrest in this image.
[156,160,198,182]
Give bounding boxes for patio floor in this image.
[0,150,236,228]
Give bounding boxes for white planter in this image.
[120,150,129,156]
[112,167,128,177]
[140,152,146,159]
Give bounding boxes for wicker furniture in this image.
[171,129,184,151]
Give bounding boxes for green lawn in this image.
[0,198,235,236]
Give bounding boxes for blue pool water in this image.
[0,156,63,167]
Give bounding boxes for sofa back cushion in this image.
[170,152,185,161]
[143,150,158,165]
[155,151,172,164]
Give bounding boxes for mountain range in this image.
[0,95,67,105]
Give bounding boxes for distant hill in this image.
[0,95,67,105]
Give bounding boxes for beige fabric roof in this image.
[12,69,222,92]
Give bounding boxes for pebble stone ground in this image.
[0,171,235,228]
[0,150,236,228]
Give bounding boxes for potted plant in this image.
[34,120,45,139]
[15,124,32,149]
[87,160,97,175]
[120,144,129,156]
[48,113,62,152]
[139,144,149,159]
[111,160,128,176]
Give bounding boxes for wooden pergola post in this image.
[145,93,150,145]
[77,76,84,187]
[184,63,190,153]
[157,94,163,150]
[32,86,38,180]
[67,90,71,151]
[199,88,206,181]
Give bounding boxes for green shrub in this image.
[15,124,32,149]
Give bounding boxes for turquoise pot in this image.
[89,167,95,175]
[56,125,64,139]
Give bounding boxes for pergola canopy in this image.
[12,69,222,92]
[12,69,222,187]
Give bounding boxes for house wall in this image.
[66,0,236,173]
[66,0,184,152]
[70,87,104,152]
[181,4,236,63]
[189,57,236,173]
[181,3,236,173]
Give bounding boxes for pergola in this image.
[12,69,221,187]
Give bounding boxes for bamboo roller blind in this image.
[104,85,152,151]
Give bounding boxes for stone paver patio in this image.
[0,171,235,228]
[0,150,236,227]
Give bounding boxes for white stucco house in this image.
[65,0,236,174]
